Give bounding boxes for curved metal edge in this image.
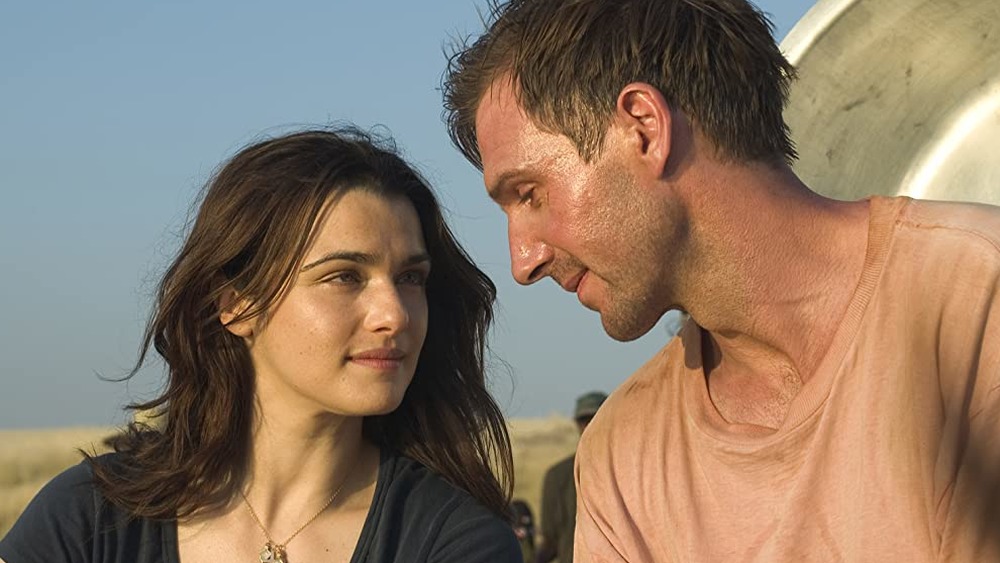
[779,0,859,65]
[899,76,1000,199]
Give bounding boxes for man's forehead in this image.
[475,83,592,202]
[475,81,519,183]
[475,79,524,140]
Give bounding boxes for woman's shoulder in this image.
[384,454,472,503]
[366,452,520,562]
[17,454,106,518]
[0,455,107,561]
[384,454,505,522]
[0,453,170,563]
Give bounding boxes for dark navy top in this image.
[0,451,521,563]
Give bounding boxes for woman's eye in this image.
[398,270,428,286]
[325,271,362,284]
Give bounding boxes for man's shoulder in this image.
[896,197,1000,254]
[591,332,688,422]
[880,197,1000,301]
[578,326,690,461]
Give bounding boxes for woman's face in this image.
[236,189,430,419]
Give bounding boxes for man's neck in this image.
[677,163,871,428]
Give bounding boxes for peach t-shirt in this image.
[575,196,1000,562]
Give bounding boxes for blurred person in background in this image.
[535,392,607,563]
[0,127,521,563]
[511,499,537,562]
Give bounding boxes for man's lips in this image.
[566,271,598,311]
[560,270,588,293]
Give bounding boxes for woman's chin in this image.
[361,397,405,417]
[342,386,409,417]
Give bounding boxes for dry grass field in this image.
[508,416,580,518]
[0,418,578,538]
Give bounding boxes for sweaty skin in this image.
[475,78,870,429]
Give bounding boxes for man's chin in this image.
[599,309,660,343]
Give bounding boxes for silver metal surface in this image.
[781,0,1000,205]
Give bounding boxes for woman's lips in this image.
[350,357,403,370]
[349,348,405,370]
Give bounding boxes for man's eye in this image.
[518,186,536,206]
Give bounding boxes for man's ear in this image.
[614,82,672,176]
[219,286,254,338]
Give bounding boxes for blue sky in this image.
[0,0,818,428]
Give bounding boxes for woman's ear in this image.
[219,287,254,338]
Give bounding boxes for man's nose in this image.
[508,221,553,285]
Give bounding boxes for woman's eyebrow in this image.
[402,253,432,267]
[300,251,377,271]
[300,251,431,272]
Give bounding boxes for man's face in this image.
[474,80,681,341]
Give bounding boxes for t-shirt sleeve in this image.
[0,461,96,563]
[574,463,614,563]
[573,416,632,563]
[937,260,1000,562]
[427,497,522,563]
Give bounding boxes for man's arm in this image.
[937,236,1000,563]
[573,429,633,563]
[938,282,1000,561]
[574,469,629,563]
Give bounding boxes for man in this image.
[443,0,1000,561]
[537,392,608,563]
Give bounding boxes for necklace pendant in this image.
[260,542,277,563]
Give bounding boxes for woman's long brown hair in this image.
[88,127,513,520]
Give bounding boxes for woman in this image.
[0,128,519,563]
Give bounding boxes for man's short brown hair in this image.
[443,0,798,169]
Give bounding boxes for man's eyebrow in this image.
[486,169,529,201]
[300,251,431,272]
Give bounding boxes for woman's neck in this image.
[176,407,381,563]
[242,410,372,533]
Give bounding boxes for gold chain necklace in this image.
[240,466,354,563]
